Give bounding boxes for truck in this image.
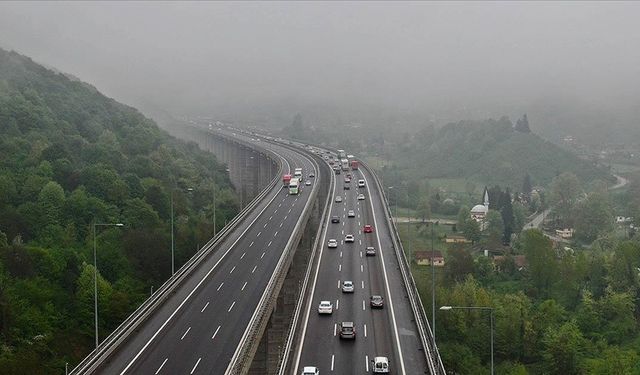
[337,149,346,159]
[289,178,300,195]
[350,160,359,170]
[283,174,292,188]
[340,159,349,171]
[371,356,389,373]
[294,168,303,182]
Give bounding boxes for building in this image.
[444,236,471,244]
[555,228,574,239]
[470,187,490,230]
[493,255,527,272]
[414,251,445,266]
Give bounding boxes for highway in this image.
[93,135,323,374]
[294,157,429,374]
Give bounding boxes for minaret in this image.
[483,187,489,209]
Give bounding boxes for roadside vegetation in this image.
[0,49,239,372]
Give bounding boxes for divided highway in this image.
[293,156,430,374]
[86,134,325,374]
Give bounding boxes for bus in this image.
[337,149,346,159]
[289,178,300,195]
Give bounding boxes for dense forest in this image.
[0,49,239,372]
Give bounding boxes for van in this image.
[372,357,389,373]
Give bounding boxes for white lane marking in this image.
[336,299,339,309]
[362,168,407,374]
[331,354,335,371]
[261,252,266,259]
[211,325,221,339]
[341,240,344,245]
[284,215,288,220]
[358,221,361,226]
[181,326,191,340]
[190,357,201,374]
[365,355,369,372]
[341,230,344,235]
[288,208,292,213]
[360,251,363,258]
[240,252,246,259]
[217,282,224,291]
[228,301,236,312]
[340,251,342,258]
[252,265,257,273]
[361,281,365,289]
[249,241,254,247]
[155,358,168,374]
[333,324,337,336]
[257,231,262,237]
[269,215,273,220]
[359,230,362,235]
[274,209,278,214]
[342,222,345,227]
[337,280,340,288]
[274,230,279,236]
[264,223,267,228]
[364,324,367,337]
[359,239,362,245]
[268,241,272,247]
[242,281,248,291]
[230,266,236,274]
[338,264,341,272]
[201,302,210,313]
[361,264,364,272]
[280,222,283,228]
[362,300,366,310]
[278,203,281,207]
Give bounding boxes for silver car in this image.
[342,280,354,293]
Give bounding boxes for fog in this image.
[1,2,639,139]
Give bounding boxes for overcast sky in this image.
[1,1,639,128]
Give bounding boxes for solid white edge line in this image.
[362,169,407,374]
[118,154,291,375]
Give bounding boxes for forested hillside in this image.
[0,49,239,373]
[390,117,613,189]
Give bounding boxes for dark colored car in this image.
[331,216,340,223]
[366,246,376,256]
[370,295,384,308]
[344,184,350,190]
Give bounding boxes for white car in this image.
[358,179,365,188]
[318,301,333,314]
[372,357,389,373]
[342,281,354,293]
[348,210,355,217]
[344,234,355,243]
[357,194,365,200]
[327,239,338,248]
[335,196,342,203]
[302,366,320,375]
[305,180,312,186]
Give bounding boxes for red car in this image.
[363,225,373,233]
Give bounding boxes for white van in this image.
[372,356,389,373]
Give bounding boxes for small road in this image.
[611,174,629,190]
[523,209,551,231]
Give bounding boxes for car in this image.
[305,180,312,186]
[364,224,373,233]
[366,246,376,256]
[357,193,365,200]
[370,295,384,308]
[339,321,356,339]
[318,300,333,314]
[344,234,355,243]
[327,239,338,248]
[344,184,350,190]
[346,173,352,179]
[331,216,340,223]
[348,210,355,217]
[335,196,342,203]
[344,178,351,184]
[309,173,315,178]
[358,179,365,187]
[342,280,354,293]
[302,366,320,375]
[334,168,341,175]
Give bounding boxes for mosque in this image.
[470,187,490,229]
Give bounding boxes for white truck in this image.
[294,167,303,182]
[289,178,300,195]
[372,357,389,373]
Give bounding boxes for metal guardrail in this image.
[225,141,324,375]
[71,129,283,374]
[362,160,446,375]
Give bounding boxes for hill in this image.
[389,117,613,189]
[0,48,239,373]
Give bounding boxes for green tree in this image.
[486,210,505,245]
[542,321,585,375]
[573,191,613,243]
[550,172,581,227]
[416,196,431,222]
[75,263,113,338]
[37,181,65,226]
[445,246,475,284]
[521,229,558,297]
[586,346,640,375]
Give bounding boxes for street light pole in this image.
[93,222,124,349]
[440,305,494,375]
[171,187,194,275]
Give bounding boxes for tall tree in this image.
[522,173,533,196]
[550,172,581,227]
[515,114,531,133]
[521,230,558,296]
